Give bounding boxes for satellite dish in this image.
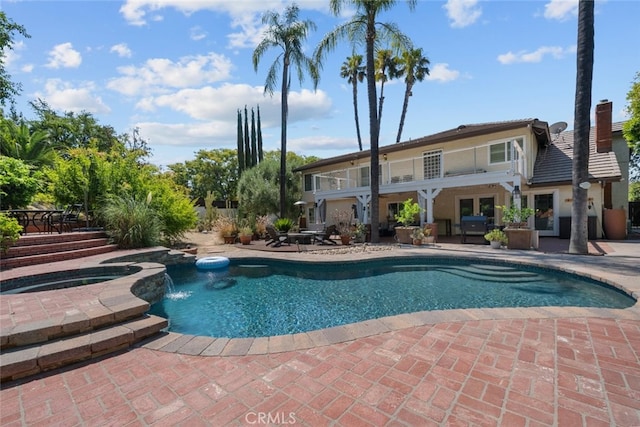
[549,121,568,135]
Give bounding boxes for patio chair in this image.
[61,203,83,232]
[313,224,338,245]
[265,225,289,248]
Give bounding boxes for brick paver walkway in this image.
[1,317,639,426]
[1,238,639,425]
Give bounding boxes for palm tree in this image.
[340,54,366,151]
[375,49,399,130]
[569,0,594,255]
[253,4,319,219]
[0,118,56,167]
[315,0,416,243]
[396,47,430,143]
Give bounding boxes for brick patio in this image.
[1,238,639,425]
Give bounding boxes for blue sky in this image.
[2,0,639,167]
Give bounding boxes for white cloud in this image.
[497,45,576,64]
[34,79,110,114]
[135,121,235,147]
[443,0,482,28]
[139,83,331,124]
[107,52,234,96]
[426,63,460,82]
[288,135,358,154]
[110,43,133,58]
[46,43,82,69]
[190,26,207,41]
[3,40,25,68]
[544,0,579,21]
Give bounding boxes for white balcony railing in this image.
[311,142,526,194]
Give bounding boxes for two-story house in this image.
[294,100,629,240]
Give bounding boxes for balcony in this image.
[310,143,526,194]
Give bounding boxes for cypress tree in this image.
[251,108,258,166]
[243,105,251,168]
[257,105,264,162]
[237,109,245,173]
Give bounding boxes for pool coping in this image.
[138,244,640,356]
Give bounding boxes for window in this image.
[359,166,370,187]
[489,138,522,164]
[304,174,313,191]
[423,150,442,179]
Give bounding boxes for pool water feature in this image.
[149,258,635,339]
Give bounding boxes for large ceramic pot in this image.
[340,235,351,245]
[394,226,418,244]
[239,235,252,245]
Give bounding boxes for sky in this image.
[2,0,639,168]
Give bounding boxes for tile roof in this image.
[531,122,624,186]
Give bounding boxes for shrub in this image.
[0,157,39,209]
[395,198,422,227]
[0,212,22,252]
[273,217,295,233]
[101,193,161,249]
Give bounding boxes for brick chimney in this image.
[595,99,612,153]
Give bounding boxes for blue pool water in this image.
[148,258,635,338]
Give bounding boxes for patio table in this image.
[6,209,64,234]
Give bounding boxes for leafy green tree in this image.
[253,3,319,219]
[340,54,366,151]
[167,148,239,203]
[314,0,416,243]
[0,156,38,209]
[29,100,123,152]
[569,0,594,255]
[0,11,30,106]
[623,72,640,181]
[396,47,430,143]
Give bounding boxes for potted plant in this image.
[411,228,424,246]
[394,198,423,244]
[422,227,435,245]
[273,218,295,233]
[353,222,366,243]
[214,215,237,244]
[484,229,508,249]
[239,226,253,245]
[331,209,353,245]
[498,205,536,250]
[498,205,536,228]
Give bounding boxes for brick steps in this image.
[0,231,118,270]
[0,315,168,382]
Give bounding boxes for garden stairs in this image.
[0,232,170,383]
[0,231,118,270]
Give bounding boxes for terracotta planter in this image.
[412,238,422,246]
[223,235,235,244]
[340,235,351,245]
[424,223,438,243]
[394,226,418,244]
[603,208,627,240]
[239,235,252,245]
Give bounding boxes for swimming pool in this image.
[149,257,635,339]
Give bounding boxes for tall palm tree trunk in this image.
[366,17,380,243]
[396,82,413,143]
[352,79,363,151]
[569,0,594,254]
[280,58,290,219]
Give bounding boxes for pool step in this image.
[0,315,168,383]
[1,231,118,270]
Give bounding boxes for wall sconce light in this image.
[512,185,521,199]
[383,154,387,161]
[350,159,354,166]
